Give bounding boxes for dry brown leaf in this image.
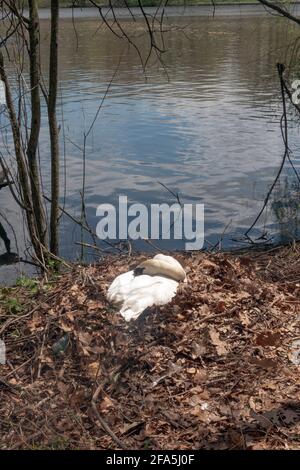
[209,327,229,355]
[100,396,115,413]
[255,331,281,347]
[239,311,250,326]
[87,361,100,380]
[215,300,226,313]
[77,331,92,345]
[27,312,43,331]
[58,320,73,332]
[120,421,143,435]
[251,357,277,369]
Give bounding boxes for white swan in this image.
[107,254,187,322]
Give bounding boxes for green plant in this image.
[2,297,23,314]
[143,438,152,449]
[16,276,38,289]
[16,276,39,295]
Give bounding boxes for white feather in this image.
[119,276,178,321]
[107,255,184,321]
[107,270,135,305]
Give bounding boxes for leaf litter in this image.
[0,248,299,450]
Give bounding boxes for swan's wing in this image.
[107,270,135,305]
[107,271,168,306]
[120,276,178,321]
[148,277,179,305]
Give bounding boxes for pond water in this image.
[1,5,300,282]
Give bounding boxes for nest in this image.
[0,250,299,449]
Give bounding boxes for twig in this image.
[0,303,43,335]
[37,323,48,379]
[3,357,33,380]
[245,63,290,237]
[91,383,127,450]
[257,0,300,26]
[43,194,123,252]
[158,181,182,207]
[6,359,20,381]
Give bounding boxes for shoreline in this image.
[35,4,300,19]
[38,0,300,6]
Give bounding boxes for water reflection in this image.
[1,12,299,282]
[272,177,300,244]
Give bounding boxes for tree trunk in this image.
[48,0,60,256]
[0,52,43,262]
[27,0,47,249]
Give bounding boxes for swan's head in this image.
[134,254,187,282]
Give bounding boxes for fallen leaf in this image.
[120,421,144,435]
[251,358,277,369]
[100,396,115,413]
[87,361,100,380]
[255,331,281,347]
[209,327,229,355]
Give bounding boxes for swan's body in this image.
[107,254,186,321]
